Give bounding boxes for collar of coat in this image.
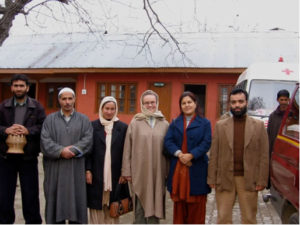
[93,120,122,145]
[4,97,36,109]
[172,114,204,133]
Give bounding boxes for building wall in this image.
[0,71,239,129]
[75,72,238,129]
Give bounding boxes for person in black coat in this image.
[267,89,290,188]
[86,96,129,224]
[0,74,45,224]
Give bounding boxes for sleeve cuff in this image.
[70,146,83,158]
[174,150,182,157]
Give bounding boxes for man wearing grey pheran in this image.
[41,87,93,224]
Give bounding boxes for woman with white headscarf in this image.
[86,96,129,224]
[122,90,169,224]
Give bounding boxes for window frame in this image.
[96,82,137,114]
[282,88,299,141]
[217,84,235,118]
[46,83,75,110]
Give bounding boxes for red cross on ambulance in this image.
[282,68,294,75]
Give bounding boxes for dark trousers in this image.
[0,155,42,224]
[134,196,159,224]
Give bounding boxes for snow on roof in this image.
[0,31,298,69]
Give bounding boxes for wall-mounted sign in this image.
[154,82,165,87]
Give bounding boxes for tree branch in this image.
[0,0,33,46]
[0,6,7,14]
[142,0,194,65]
[25,0,57,15]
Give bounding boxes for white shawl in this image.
[99,96,119,192]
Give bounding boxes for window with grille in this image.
[97,83,137,114]
[218,85,235,118]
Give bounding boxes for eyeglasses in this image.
[143,101,156,106]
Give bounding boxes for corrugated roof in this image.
[0,31,298,69]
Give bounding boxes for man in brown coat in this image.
[207,88,269,224]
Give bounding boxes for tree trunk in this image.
[0,0,32,46]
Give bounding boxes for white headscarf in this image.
[134,90,165,120]
[99,96,119,192]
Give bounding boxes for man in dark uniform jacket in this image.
[267,89,290,188]
[0,74,46,223]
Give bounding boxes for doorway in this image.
[148,82,172,122]
[184,84,206,116]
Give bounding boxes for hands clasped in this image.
[178,152,193,167]
[60,146,75,159]
[5,124,29,136]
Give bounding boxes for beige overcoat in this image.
[207,115,269,192]
[121,117,169,218]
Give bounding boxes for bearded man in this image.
[207,88,269,224]
[0,74,45,223]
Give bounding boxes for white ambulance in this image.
[235,60,299,127]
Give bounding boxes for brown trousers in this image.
[173,197,207,224]
[216,176,258,224]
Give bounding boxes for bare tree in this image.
[0,0,31,46]
[138,0,195,66]
[142,0,182,53]
[0,0,197,67]
[0,0,184,49]
[0,0,99,46]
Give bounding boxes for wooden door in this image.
[1,83,11,101]
[148,82,171,122]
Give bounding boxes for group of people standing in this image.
[0,74,288,224]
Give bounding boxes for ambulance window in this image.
[283,88,299,140]
[248,80,295,117]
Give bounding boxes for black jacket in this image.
[86,119,129,209]
[267,106,285,156]
[0,97,46,160]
